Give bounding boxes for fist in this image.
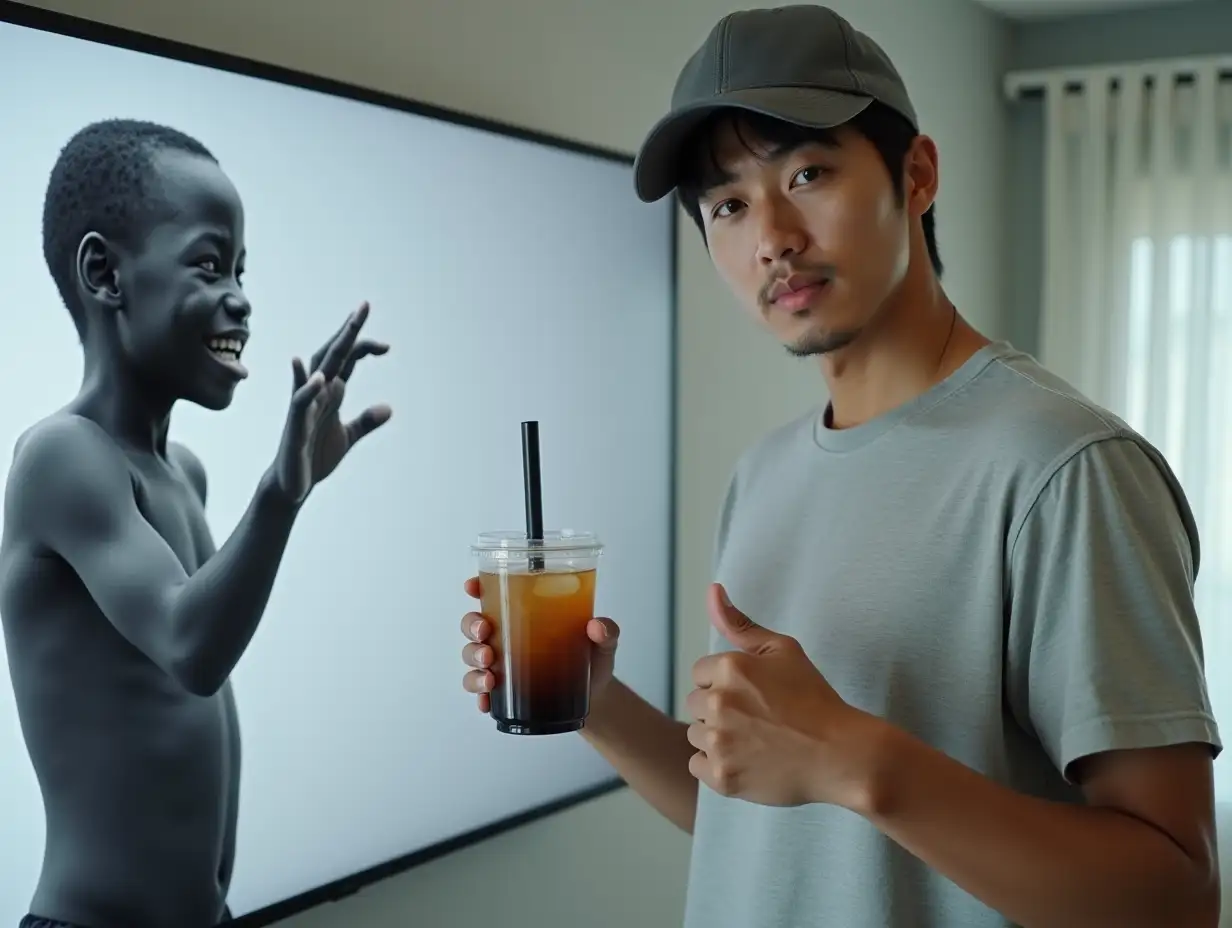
[685,584,878,810]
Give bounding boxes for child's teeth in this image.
[207,337,243,359]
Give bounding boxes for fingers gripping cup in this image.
[472,530,603,735]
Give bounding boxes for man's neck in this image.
[819,277,990,431]
[75,352,175,457]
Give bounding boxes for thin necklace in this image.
[825,304,961,430]
[934,303,958,379]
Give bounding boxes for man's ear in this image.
[75,232,123,311]
[904,134,940,217]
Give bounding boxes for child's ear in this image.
[76,232,124,311]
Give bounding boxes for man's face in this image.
[99,149,251,411]
[695,118,923,358]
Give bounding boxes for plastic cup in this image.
[471,530,604,735]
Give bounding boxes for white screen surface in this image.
[0,13,673,925]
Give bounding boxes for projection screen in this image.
[0,4,676,926]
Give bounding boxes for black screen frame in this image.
[0,2,680,925]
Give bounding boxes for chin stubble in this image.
[785,329,861,358]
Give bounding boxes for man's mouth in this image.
[766,271,834,314]
[771,279,831,314]
[205,335,249,379]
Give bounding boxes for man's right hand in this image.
[460,576,621,713]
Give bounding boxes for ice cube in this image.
[533,572,581,598]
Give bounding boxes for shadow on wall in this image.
[1009,0,1232,71]
[1002,96,1044,358]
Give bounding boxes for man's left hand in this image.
[686,583,884,810]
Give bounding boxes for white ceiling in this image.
[973,0,1202,20]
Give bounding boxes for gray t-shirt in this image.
[681,341,1221,928]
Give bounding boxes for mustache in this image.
[758,262,836,306]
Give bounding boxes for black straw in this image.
[521,421,544,571]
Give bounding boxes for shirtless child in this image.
[0,119,392,928]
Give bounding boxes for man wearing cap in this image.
[460,5,1222,926]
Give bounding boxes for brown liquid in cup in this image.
[479,567,596,735]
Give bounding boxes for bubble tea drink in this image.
[471,420,604,735]
[471,530,603,735]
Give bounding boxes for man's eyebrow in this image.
[696,134,842,201]
[763,134,843,161]
[696,165,737,200]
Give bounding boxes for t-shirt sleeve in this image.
[1005,433,1221,782]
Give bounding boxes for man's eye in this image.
[790,166,826,187]
[197,257,220,274]
[712,199,743,220]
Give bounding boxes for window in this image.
[1126,230,1231,737]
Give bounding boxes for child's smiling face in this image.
[79,147,252,411]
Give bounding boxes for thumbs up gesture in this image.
[685,583,885,811]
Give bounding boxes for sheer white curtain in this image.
[1036,59,1232,792]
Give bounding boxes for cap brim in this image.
[632,86,873,203]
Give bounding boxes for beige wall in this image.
[15,0,1010,924]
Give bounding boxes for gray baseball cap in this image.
[633,5,918,203]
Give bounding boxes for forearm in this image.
[856,722,1219,928]
[170,468,301,695]
[581,678,699,833]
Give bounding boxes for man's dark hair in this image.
[41,118,217,341]
[674,102,943,279]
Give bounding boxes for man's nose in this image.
[754,201,808,265]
